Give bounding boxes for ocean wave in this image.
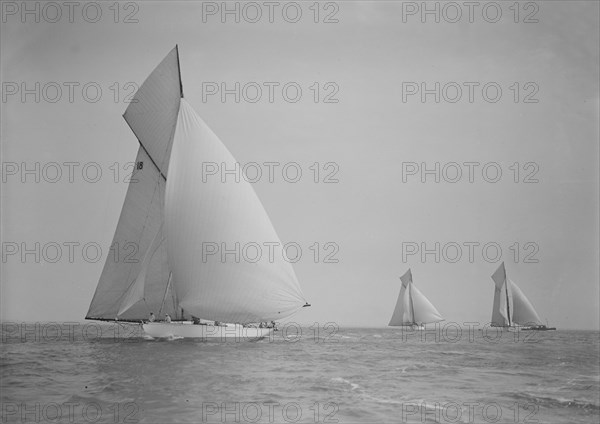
[330,377,360,391]
[2,327,598,423]
[510,392,600,411]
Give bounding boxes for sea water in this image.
[1,323,598,423]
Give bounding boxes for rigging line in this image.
[114,277,138,314]
[142,298,150,315]
[158,272,173,317]
[172,283,179,319]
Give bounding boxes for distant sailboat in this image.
[490,262,555,331]
[86,46,310,339]
[388,269,444,329]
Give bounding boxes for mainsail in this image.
[490,262,543,327]
[388,269,443,326]
[165,99,307,323]
[87,46,308,323]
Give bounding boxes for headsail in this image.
[86,47,182,320]
[85,149,170,320]
[165,99,307,323]
[116,222,164,316]
[491,262,510,326]
[388,269,443,326]
[411,285,444,325]
[389,269,411,326]
[490,262,543,327]
[509,278,542,326]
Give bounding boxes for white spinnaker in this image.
[165,99,306,323]
[509,279,543,326]
[411,285,444,324]
[491,262,509,326]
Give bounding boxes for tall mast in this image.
[175,44,184,98]
[408,281,416,325]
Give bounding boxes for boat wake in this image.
[166,335,184,341]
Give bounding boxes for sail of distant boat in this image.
[388,269,443,327]
[85,46,309,332]
[490,262,544,328]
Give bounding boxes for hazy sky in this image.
[2,1,598,329]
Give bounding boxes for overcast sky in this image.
[2,1,598,329]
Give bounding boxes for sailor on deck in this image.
[165,314,172,323]
[149,312,155,322]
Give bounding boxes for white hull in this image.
[142,322,274,340]
[392,324,426,330]
[491,325,530,332]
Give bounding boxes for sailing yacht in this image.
[490,262,555,331]
[388,269,444,329]
[85,46,310,339]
